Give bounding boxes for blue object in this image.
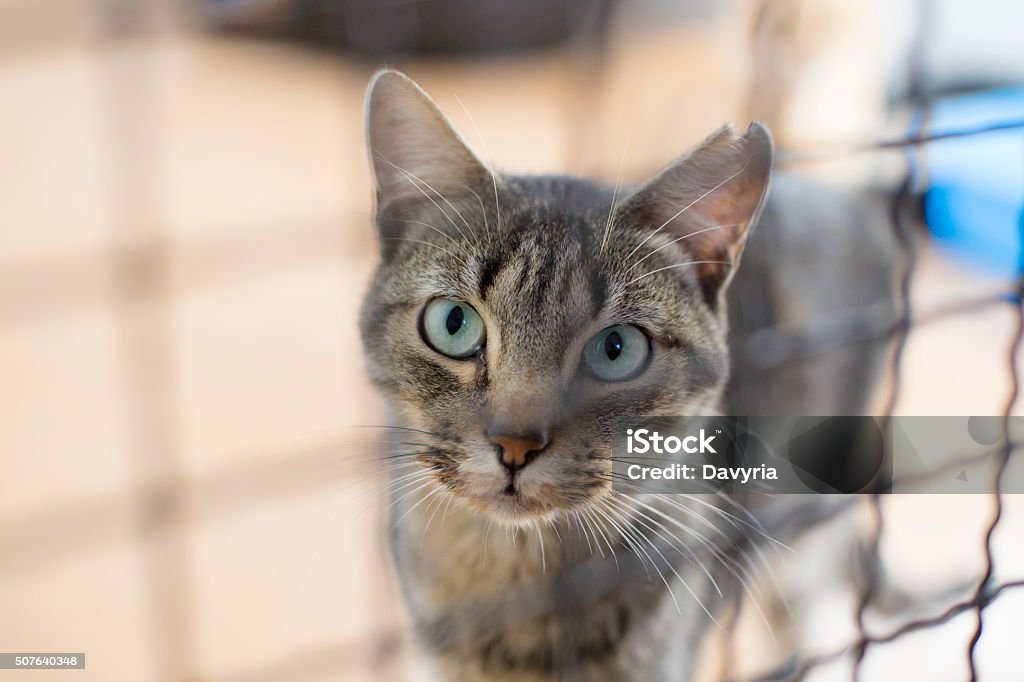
[921,86,1024,279]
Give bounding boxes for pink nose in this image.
[488,434,549,471]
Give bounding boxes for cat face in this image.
[360,71,772,526]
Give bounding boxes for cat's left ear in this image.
[622,123,773,306]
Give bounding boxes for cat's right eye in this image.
[582,325,651,382]
[420,298,486,359]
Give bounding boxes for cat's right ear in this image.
[365,70,492,224]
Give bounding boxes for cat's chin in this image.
[468,490,562,527]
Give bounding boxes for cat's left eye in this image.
[420,298,486,359]
[582,325,651,382]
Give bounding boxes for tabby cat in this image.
[359,70,892,681]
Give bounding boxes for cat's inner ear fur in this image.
[623,123,773,307]
[365,70,492,235]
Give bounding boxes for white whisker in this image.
[383,238,470,267]
[386,479,436,518]
[624,260,730,287]
[454,94,502,232]
[595,502,676,611]
[584,508,611,559]
[460,184,491,234]
[573,510,596,558]
[376,153,477,243]
[548,517,563,545]
[600,131,631,254]
[391,218,465,249]
[628,495,774,639]
[440,493,456,528]
[534,520,547,573]
[607,495,723,598]
[627,223,739,272]
[608,497,722,626]
[591,502,647,578]
[348,424,442,438]
[420,488,449,550]
[394,485,442,528]
[624,161,751,262]
[360,469,430,509]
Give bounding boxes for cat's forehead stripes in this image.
[476,255,504,300]
[475,228,599,367]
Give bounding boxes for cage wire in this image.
[5,0,1024,680]
[728,1,1024,680]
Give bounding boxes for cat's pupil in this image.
[445,306,465,335]
[604,331,623,361]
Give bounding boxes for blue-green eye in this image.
[421,299,486,359]
[583,325,650,382]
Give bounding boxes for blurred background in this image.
[2,0,1024,680]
